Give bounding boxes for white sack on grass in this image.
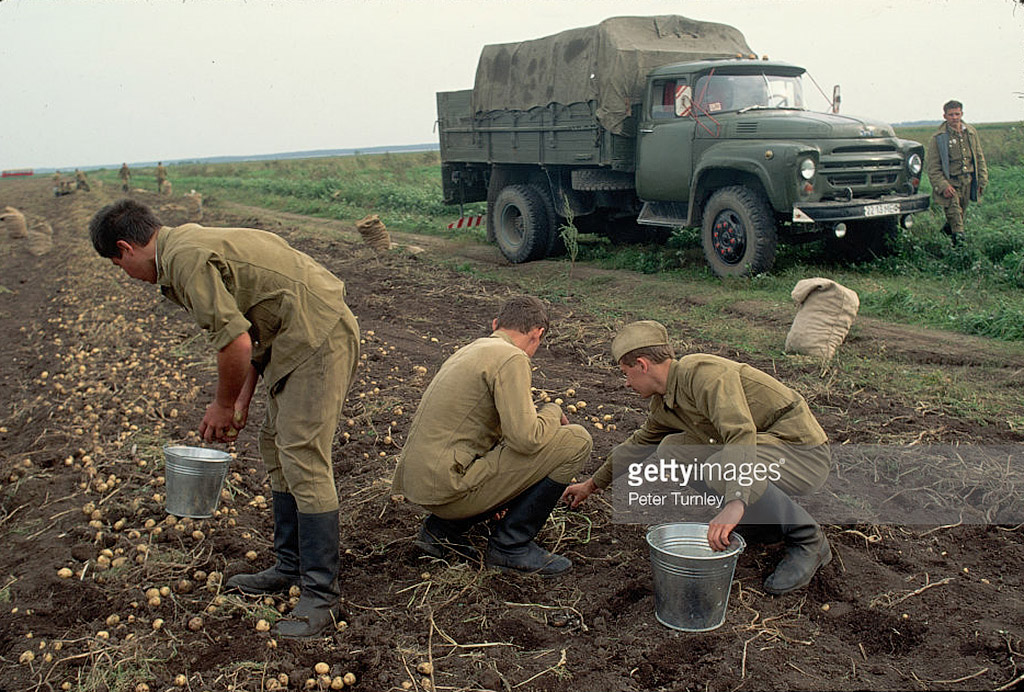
[784,278,859,360]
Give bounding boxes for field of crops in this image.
[5,140,1023,691]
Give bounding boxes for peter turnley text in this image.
[627,491,724,508]
[626,457,783,488]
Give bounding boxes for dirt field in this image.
[1,176,1022,692]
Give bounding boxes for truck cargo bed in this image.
[437,90,637,170]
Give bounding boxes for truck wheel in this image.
[485,169,511,243]
[492,185,553,263]
[530,184,568,257]
[701,186,777,277]
[825,217,898,263]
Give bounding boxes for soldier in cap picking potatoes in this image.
[564,320,833,595]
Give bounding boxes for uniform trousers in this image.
[936,173,974,235]
[258,310,359,514]
[424,424,592,520]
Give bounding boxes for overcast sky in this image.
[1,0,1021,170]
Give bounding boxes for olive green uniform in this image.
[119,164,131,192]
[592,354,829,505]
[156,164,168,191]
[155,223,359,513]
[392,332,592,519]
[926,122,987,237]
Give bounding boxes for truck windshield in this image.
[693,73,804,113]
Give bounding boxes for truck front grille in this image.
[819,144,902,191]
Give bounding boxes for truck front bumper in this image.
[792,193,930,224]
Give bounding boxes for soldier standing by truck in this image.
[926,100,988,246]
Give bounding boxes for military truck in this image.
[437,16,929,277]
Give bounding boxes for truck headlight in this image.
[907,153,923,175]
[799,157,816,180]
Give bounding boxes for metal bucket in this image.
[646,523,746,632]
[163,445,231,518]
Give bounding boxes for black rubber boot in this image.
[941,222,952,236]
[226,491,300,595]
[415,514,480,561]
[485,478,571,576]
[741,484,831,595]
[276,510,341,639]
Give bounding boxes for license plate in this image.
[863,202,900,217]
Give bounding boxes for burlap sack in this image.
[184,190,203,221]
[784,278,859,360]
[1,206,28,239]
[356,214,391,254]
[26,220,54,256]
[160,180,173,196]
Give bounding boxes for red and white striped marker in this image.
[447,215,484,230]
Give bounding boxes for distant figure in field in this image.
[926,100,988,247]
[119,163,131,193]
[75,169,91,192]
[52,170,61,195]
[155,162,168,193]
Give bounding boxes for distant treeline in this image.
[36,143,440,175]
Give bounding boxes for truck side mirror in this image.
[832,85,841,114]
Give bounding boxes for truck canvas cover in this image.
[472,15,752,135]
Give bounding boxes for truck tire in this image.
[701,186,778,277]
[485,168,511,243]
[530,183,567,257]
[825,217,898,263]
[492,185,553,263]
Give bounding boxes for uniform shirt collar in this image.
[154,226,171,286]
[662,358,682,409]
[491,330,516,346]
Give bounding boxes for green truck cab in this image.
[438,16,928,276]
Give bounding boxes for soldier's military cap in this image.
[611,320,669,362]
